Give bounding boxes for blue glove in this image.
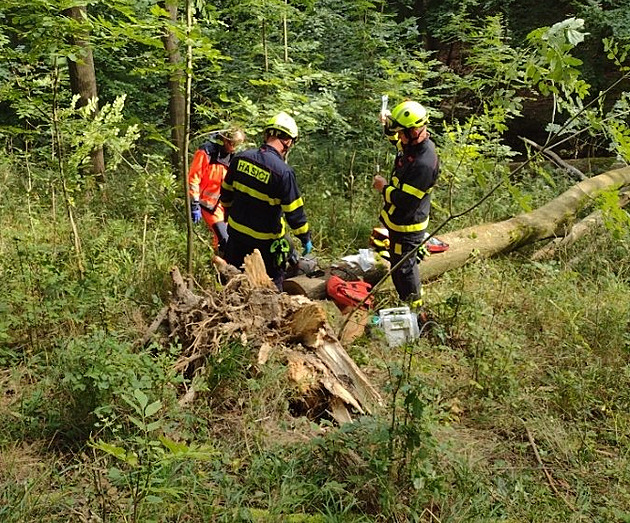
[302,239,313,256]
[191,201,202,224]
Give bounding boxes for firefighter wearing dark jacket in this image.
[220,112,312,290]
[373,100,439,309]
[189,128,245,252]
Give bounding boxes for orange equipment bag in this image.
[326,275,374,310]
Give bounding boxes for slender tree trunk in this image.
[65,5,105,183]
[163,0,186,173]
[184,0,194,276]
[283,0,288,63]
[262,18,269,73]
[413,0,439,51]
[52,61,85,278]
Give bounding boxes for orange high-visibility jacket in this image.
[188,138,232,226]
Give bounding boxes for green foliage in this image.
[59,333,179,433]
[525,17,590,102]
[597,188,630,238]
[244,412,440,520]
[92,388,217,522]
[384,357,443,495]
[2,1,630,521]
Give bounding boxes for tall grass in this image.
[1,149,630,521]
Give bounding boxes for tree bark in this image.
[65,5,105,183]
[163,0,186,173]
[420,167,630,280]
[283,274,328,299]
[531,189,630,261]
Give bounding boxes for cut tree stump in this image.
[339,308,371,346]
[147,250,382,424]
[283,274,328,299]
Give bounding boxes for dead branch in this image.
[139,304,170,347]
[521,137,587,181]
[522,419,576,511]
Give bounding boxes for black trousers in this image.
[224,232,284,291]
[211,221,228,252]
[388,230,426,305]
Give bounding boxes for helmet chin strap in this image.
[401,127,426,144]
[280,138,293,158]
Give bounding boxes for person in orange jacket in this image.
[188,128,245,253]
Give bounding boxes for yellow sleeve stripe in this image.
[282,197,304,213]
[401,183,426,200]
[384,186,395,204]
[233,181,282,206]
[221,181,233,190]
[291,223,309,236]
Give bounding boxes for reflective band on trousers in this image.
[410,298,424,309]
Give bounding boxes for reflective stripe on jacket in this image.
[380,137,439,233]
[220,144,310,243]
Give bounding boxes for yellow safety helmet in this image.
[389,101,429,131]
[264,112,299,140]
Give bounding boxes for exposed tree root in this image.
[145,250,382,424]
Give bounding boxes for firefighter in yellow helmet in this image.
[373,100,439,310]
[220,112,312,290]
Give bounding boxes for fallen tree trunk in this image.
[420,166,630,280]
[530,209,604,262]
[531,190,630,261]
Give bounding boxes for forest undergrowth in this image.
[1,156,629,523]
[3,1,630,520]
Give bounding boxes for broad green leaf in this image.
[146,420,163,432]
[128,414,146,431]
[133,389,149,409]
[160,436,189,455]
[93,441,127,461]
[145,400,162,417]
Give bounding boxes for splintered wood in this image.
[146,249,382,424]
